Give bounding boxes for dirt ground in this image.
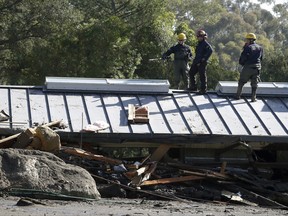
[1,196,287,216]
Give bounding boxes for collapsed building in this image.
[1,77,288,206]
[0,77,288,165]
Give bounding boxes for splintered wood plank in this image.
[64,147,122,165]
[141,175,204,186]
[150,144,172,162]
[128,104,135,123]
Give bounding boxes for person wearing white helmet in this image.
[236,33,263,102]
[162,33,192,89]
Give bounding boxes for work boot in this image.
[197,89,207,95]
[234,83,244,100]
[251,87,257,102]
[186,87,197,92]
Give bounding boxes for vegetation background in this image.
[0,0,287,89]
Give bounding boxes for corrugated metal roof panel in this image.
[0,82,287,144]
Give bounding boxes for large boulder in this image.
[0,148,100,200]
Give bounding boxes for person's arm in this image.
[162,46,174,60]
[201,43,213,62]
[187,47,193,61]
[239,46,249,65]
[260,46,264,62]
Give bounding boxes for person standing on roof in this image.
[162,33,192,89]
[188,30,213,94]
[235,33,263,102]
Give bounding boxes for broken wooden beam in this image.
[168,162,231,180]
[220,161,227,174]
[181,170,230,180]
[150,144,172,162]
[63,147,122,165]
[140,175,205,186]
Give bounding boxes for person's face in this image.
[197,36,204,41]
[178,40,185,44]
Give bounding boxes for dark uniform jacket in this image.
[162,43,192,62]
[193,40,213,64]
[239,42,263,66]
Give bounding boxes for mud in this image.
[1,196,287,216]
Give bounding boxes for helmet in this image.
[245,33,256,40]
[197,30,207,37]
[177,33,186,41]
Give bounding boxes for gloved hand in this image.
[162,54,168,60]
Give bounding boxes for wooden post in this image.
[150,144,172,162]
[220,161,227,174]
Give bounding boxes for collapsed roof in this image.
[0,77,287,149]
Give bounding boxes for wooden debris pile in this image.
[58,147,288,209]
[1,122,288,209]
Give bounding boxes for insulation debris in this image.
[82,121,110,132]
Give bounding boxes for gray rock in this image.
[0,148,100,200]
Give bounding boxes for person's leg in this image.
[184,63,190,89]
[173,63,181,89]
[235,66,250,99]
[235,82,244,99]
[188,63,198,91]
[198,62,208,93]
[250,69,260,102]
[177,61,189,90]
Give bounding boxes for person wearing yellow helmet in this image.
[188,29,213,94]
[177,33,187,41]
[235,32,263,102]
[162,33,192,89]
[246,33,256,40]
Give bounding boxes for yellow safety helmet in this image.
[245,33,256,40]
[178,33,186,41]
